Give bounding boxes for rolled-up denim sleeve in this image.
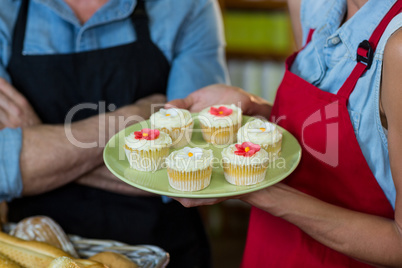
[166,0,230,101]
[0,128,23,202]
[0,40,11,83]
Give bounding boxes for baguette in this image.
[0,252,22,268]
[11,216,78,258]
[0,231,71,268]
[89,252,138,268]
[72,259,108,268]
[0,232,108,268]
[48,256,108,268]
[47,256,81,268]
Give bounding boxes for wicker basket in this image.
[3,223,169,268]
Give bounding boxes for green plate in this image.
[103,115,301,198]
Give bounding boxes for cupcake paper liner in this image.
[125,146,170,172]
[167,167,212,191]
[261,138,282,160]
[200,123,240,145]
[222,160,269,186]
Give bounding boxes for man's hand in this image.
[167,84,272,118]
[0,78,41,128]
[76,165,155,196]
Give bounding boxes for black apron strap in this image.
[12,0,29,55]
[131,0,151,42]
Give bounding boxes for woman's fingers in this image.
[166,94,196,110]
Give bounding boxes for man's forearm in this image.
[19,106,142,195]
[18,93,165,196]
[20,117,104,195]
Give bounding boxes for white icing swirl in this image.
[125,130,172,151]
[166,147,213,171]
[198,104,242,128]
[221,144,269,166]
[237,119,282,145]
[150,108,193,130]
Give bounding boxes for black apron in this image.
[7,1,211,267]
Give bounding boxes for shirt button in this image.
[331,37,341,45]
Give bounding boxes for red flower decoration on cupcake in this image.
[209,106,233,117]
[235,142,260,157]
[134,129,160,140]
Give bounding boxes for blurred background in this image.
[220,0,293,103]
[202,0,293,267]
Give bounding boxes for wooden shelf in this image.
[219,0,287,10]
[219,0,292,60]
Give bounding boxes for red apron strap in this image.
[286,29,315,69]
[304,29,315,48]
[337,0,402,101]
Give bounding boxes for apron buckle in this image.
[356,40,374,70]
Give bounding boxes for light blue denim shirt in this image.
[0,0,229,202]
[0,128,22,202]
[292,0,401,208]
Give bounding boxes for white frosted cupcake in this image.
[221,142,269,186]
[237,119,282,159]
[166,147,213,191]
[198,104,242,145]
[150,108,194,148]
[125,128,172,172]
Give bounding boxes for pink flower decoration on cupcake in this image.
[134,128,160,140]
[234,142,261,157]
[209,106,233,117]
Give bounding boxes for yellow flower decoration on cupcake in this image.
[159,108,179,117]
[150,108,194,148]
[253,121,276,133]
[166,147,213,191]
[178,147,204,159]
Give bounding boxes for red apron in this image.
[241,2,402,267]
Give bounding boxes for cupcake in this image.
[221,142,269,186]
[198,104,242,145]
[237,119,282,159]
[150,108,194,148]
[125,128,172,171]
[166,147,213,191]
